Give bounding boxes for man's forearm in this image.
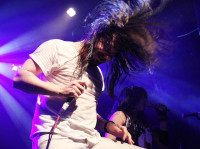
[13,69,60,96]
[96,114,119,134]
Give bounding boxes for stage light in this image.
[66,7,76,17]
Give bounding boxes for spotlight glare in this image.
[12,64,21,71]
[66,7,76,17]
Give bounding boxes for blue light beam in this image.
[0,63,16,79]
[0,85,32,147]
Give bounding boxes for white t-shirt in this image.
[29,39,104,146]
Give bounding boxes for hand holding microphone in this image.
[59,80,87,99]
[59,80,87,110]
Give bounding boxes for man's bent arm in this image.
[13,58,61,96]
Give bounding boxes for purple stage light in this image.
[0,63,16,79]
[11,64,21,71]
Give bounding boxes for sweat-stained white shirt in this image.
[29,39,104,147]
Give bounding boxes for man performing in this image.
[13,0,164,148]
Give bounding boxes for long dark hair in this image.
[78,0,168,96]
[118,86,148,117]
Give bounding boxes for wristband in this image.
[104,120,115,133]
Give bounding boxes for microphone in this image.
[61,84,87,111]
[182,112,200,119]
[61,97,74,111]
[47,98,74,149]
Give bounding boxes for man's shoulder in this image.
[47,39,82,48]
[43,39,72,46]
[39,39,82,56]
[43,39,77,50]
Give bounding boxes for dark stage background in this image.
[0,0,200,148]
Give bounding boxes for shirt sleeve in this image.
[29,39,60,76]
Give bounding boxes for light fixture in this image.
[66,7,76,17]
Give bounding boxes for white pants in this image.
[33,137,143,149]
[93,138,143,149]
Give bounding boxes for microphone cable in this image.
[45,97,73,149]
